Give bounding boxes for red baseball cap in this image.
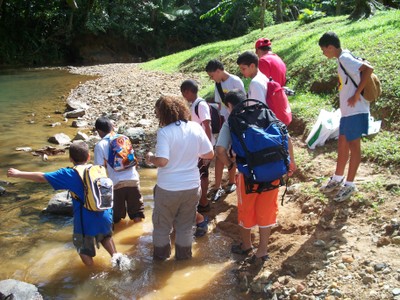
[255,38,272,49]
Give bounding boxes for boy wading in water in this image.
[7,141,118,267]
[318,32,374,202]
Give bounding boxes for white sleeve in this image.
[94,141,107,165]
[155,129,170,159]
[198,101,211,122]
[248,80,266,103]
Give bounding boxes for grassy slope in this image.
[142,10,400,168]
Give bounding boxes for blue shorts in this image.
[339,113,369,141]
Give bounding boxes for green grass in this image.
[142,10,400,167]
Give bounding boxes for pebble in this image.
[342,255,354,263]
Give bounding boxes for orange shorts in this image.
[236,173,279,229]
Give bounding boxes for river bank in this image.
[63,64,400,299]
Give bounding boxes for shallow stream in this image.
[0,68,244,299]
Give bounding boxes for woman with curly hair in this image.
[146,95,214,260]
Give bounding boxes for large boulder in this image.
[123,127,145,144]
[48,133,71,146]
[0,279,43,300]
[64,109,86,118]
[44,191,73,216]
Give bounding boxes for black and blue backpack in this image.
[228,99,290,196]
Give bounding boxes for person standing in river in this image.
[94,116,145,224]
[146,95,214,260]
[7,141,118,267]
[180,79,212,237]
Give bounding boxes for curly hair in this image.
[155,95,190,127]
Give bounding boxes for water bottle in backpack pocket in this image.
[71,164,114,211]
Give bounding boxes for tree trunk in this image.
[276,0,283,24]
[260,0,266,30]
[336,0,342,15]
[349,0,374,20]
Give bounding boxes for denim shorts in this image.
[339,113,369,141]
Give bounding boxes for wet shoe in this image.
[334,184,357,202]
[231,243,253,255]
[194,216,208,237]
[197,203,211,213]
[245,254,270,264]
[225,183,237,194]
[320,177,344,193]
[212,188,225,202]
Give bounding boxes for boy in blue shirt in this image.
[7,141,118,266]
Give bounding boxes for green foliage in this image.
[298,9,326,24]
[142,10,400,167]
[362,132,400,168]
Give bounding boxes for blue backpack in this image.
[228,99,290,195]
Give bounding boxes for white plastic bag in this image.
[306,109,341,149]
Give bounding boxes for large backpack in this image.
[339,54,381,102]
[194,100,224,134]
[107,133,138,171]
[228,99,290,194]
[266,77,292,126]
[71,164,114,211]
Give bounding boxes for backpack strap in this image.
[216,82,225,102]
[194,99,207,119]
[339,60,358,89]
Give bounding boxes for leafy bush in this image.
[298,9,326,24]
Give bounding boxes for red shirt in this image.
[258,52,287,87]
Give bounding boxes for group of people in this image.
[6,32,373,266]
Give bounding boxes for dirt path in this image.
[68,64,400,300]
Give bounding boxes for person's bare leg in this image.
[199,177,209,207]
[335,135,349,176]
[196,212,204,224]
[228,166,236,185]
[101,237,117,257]
[240,227,252,250]
[79,254,94,266]
[346,138,361,182]
[256,227,271,258]
[214,157,224,189]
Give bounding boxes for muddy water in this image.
[0,69,244,299]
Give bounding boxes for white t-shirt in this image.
[214,74,245,119]
[248,71,268,104]
[155,121,213,191]
[337,50,370,117]
[94,133,140,184]
[190,97,215,145]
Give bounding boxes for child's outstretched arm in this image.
[7,168,47,182]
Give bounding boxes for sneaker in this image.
[320,177,344,193]
[334,184,357,202]
[212,188,225,202]
[225,183,237,194]
[194,216,208,237]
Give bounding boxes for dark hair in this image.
[95,116,113,133]
[205,59,224,72]
[319,32,341,48]
[155,95,190,127]
[69,141,89,163]
[180,79,198,94]
[223,89,247,107]
[237,51,259,68]
[258,45,272,52]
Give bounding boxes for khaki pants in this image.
[152,185,200,260]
